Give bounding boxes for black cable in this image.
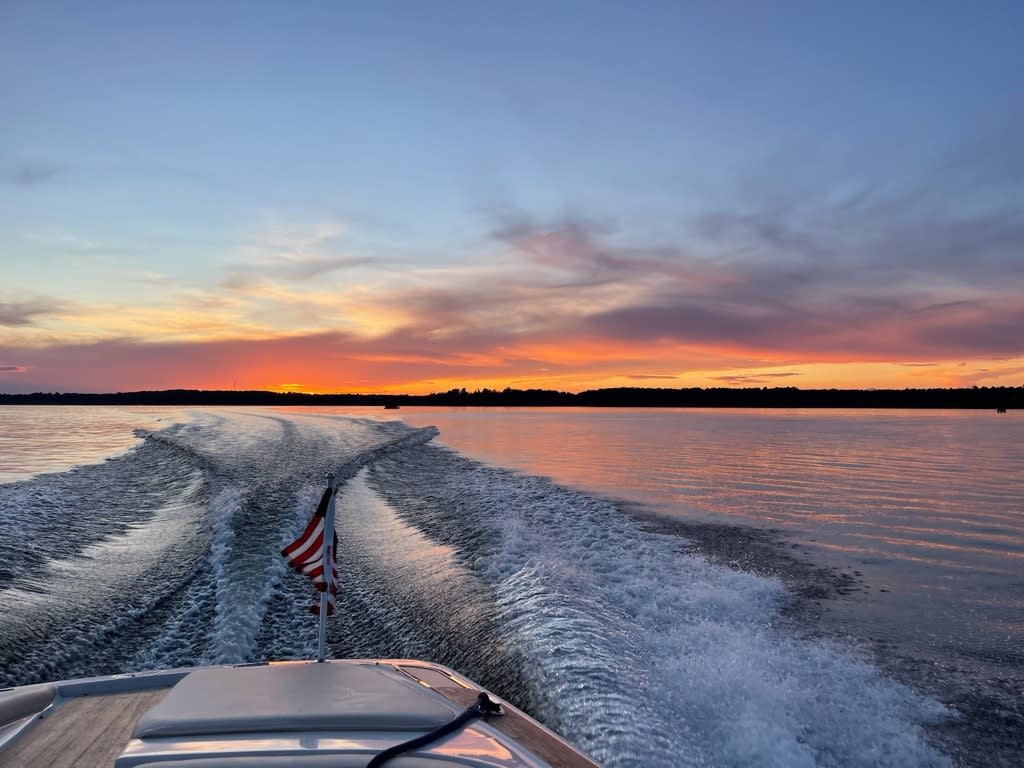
[366,692,503,768]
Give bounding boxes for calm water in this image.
[0,406,177,484]
[392,407,1024,673]
[0,405,1020,767]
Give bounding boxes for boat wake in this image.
[0,410,952,767]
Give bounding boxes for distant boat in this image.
[384,404,400,410]
[996,407,1007,413]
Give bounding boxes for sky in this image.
[2,1,1023,394]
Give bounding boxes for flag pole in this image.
[316,473,336,663]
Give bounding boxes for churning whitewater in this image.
[0,411,951,767]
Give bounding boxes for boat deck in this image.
[0,662,599,768]
[435,686,598,768]
[0,688,169,768]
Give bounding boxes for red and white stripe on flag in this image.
[282,486,338,615]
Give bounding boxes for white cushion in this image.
[133,664,458,738]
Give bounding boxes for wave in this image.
[0,410,953,767]
[366,443,952,768]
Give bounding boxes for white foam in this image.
[0,470,205,610]
[460,468,952,767]
[0,468,209,682]
[335,468,473,602]
[205,486,247,663]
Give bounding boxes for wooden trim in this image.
[0,689,168,768]
[435,686,600,768]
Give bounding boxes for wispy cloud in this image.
[578,293,1024,360]
[6,162,61,187]
[456,136,1024,366]
[693,126,1024,288]
[223,221,375,290]
[0,298,65,327]
[269,193,1024,369]
[492,211,722,288]
[712,372,801,385]
[223,256,375,289]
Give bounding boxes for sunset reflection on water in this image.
[390,407,1024,668]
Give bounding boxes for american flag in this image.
[282,485,338,615]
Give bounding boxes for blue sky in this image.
[2,1,1023,393]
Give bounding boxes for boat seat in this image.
[0,683,55,727]
[132,663,459,738]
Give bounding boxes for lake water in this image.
[393,408,1024,668]
[0,405,1020,767]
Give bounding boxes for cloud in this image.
[2,321,1022,395]
[5,129,1023,393]
[275,255,375,281]
[130,271,179,286]
[912,301,1024,355]
[0,366,26,373]
[578,292,1024,360]
[712,372,800,385]
[6,162,61,187]
[491,211,722,289]
[222,221,376,291]
[0,299,64,327]
[693,129,1024,288]
[223,256,374,290]
[467,134,1024,366]
[0,331,537,394]
[967,364,1024,383]
[297,195,1024,369]
[493,213,617,273]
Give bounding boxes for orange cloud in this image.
[4,192,1024,394]
[3,327,1022,396]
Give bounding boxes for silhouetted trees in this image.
[0,386,1020,409]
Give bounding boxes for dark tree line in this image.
[0,386,1020,409]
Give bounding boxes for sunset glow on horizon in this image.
[3,3,1023,395]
